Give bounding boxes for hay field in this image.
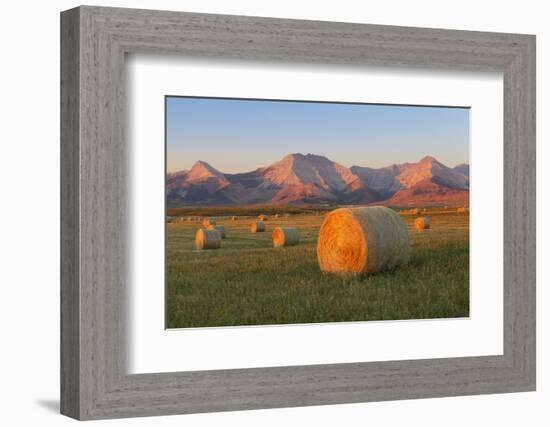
[166,207,469,328]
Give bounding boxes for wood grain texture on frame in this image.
[60,5,536,420]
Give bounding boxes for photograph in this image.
[165,96,470,329]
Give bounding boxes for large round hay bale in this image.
[316,206,410,275]
[414,217,430,230]
[202,218,216,227]
[272,227,299,247]
[207,224,226,239]
[457,207,467,213]
[250,221,265,233]
[258,214,269,221]
[195,228,221,250]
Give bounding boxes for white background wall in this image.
[0,0,546,425]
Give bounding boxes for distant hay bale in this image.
[457,207,467,213]
[272,227,299,247]
[258,214,269,221]
[231,216,237,221]
[274,213,281,218]
[195,228,221,250]
[250,221,266,233]
[316,206,410,275]
[411,208,420,215]
[415,217,430,230]
[207,224,226,239]
[202,218,216,227]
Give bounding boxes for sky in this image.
[166,96,469,174]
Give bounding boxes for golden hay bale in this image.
[207,224,226,239]
[272,227,299,247]
[411,208,420,215]
[316,206,410,275]
[231,216,237,221]
[457,207,467,213]
[258,214,269,221]
[195,228,221,250]
[274,213,281,218]
[250,221,266,233]
[202,218,216,227]
[415,217,430,230]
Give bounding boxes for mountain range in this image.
[167,153,469,208]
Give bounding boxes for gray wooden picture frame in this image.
[60,5,536,421]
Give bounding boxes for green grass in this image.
[166,209,469,328]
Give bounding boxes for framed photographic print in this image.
[61,6,536,420]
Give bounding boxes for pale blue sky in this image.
[166,96,469,174]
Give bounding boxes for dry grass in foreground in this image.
[166,208,469,328]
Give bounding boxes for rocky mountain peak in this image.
[167,153,470,207]
[187,160,226,181]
